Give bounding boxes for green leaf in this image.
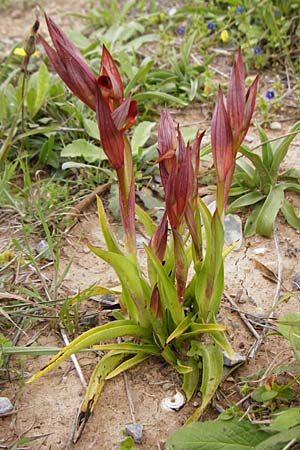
[180,323,227,339]
[239,144,273,190]
[254,424,300,450]
[135,204,156,236]
[93,342,159,355]
[166,314,194,343]
[0,332,12,368]
[80,352,125,424]
[257,123,273,169]
[88,244,151,327]
[131,121,155,155]
[61,139,105,163]
[277,313,300,360]
[185,344,223,424]
[244,202,263,237]
[28,320,151,383]
[83,118,100,140]
[180,126,199,143]
[124,60,153,96]
[144,245,183,325]
[33,62,49,117]
[228,191,265,213]
[270,408,300,432]
[133,91,187,107]
[256,185,284,237]
[166,419,270,450]
[281,199,300,229]
[120,436,137,450]
[96,196,123,254]
[182,358,200,401]
[270,121,300,180]
[105,352,149,379]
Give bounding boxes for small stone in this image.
[292,272,300,290]
[253,247,267,255]
[269,121,282,131]
[245,133,255,143]
[0,397,13,415]
[35,240,53,261]
[223,351,246,367]
[125,423,143,444]
[224,214,243,250]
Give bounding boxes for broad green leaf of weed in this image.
[165,419,273,450]
[254,425,300,450]
[61,139,106,163]
[131,121,155,155]
[270,408,300,432]
[83,118,100,140]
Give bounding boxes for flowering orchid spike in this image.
[227,48,245,149]
[100,45,124,105]
[95,88,125,169]
[211,49,258,213]
[226,49,259,152]
[211,87,233,185]
[39,13,97,110]
[211,87,234,213]
[157,109,177,190]
[150,212,168,262]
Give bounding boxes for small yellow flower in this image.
[13,47,39,57]
[203,84,211,95]
[220,30,229,43]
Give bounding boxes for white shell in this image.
[161,391,186,412]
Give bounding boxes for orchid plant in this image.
[29,14,258,437]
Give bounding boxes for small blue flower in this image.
[266,90,275,100]
[236,6,244,13]
[253,46,262,54]
[178,25,185,35]
[207,21,215,31]
[274,10,280,17]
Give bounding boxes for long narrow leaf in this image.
[77,352,125,436]
[88,244,151,327]
[256,185,284,237]
[144,245,183,325]
[27,320,151,383]
[96,196,123,254]
[281,199,300,229]
[105,352,149,379]
[270,121,300,180]
[185,344,223,424]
